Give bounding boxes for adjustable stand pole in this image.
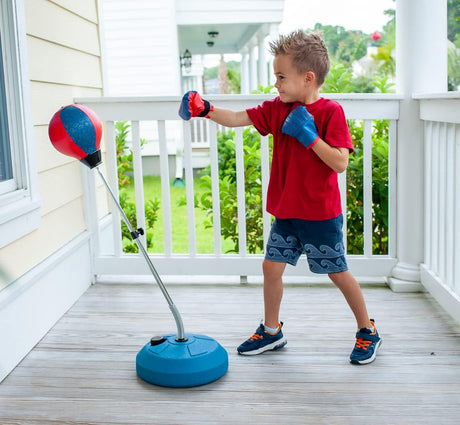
[96,167,186,341]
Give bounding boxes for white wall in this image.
[101,0,181,96]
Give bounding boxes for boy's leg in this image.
[237,260,288,355]
[329,270,382,364]
[328,270,371,329]
[263,259,287,329]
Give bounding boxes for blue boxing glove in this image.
[281,106,320,149]
[179,91,214,120]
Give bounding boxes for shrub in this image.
[115,121,160,253]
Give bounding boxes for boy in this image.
[179,30,381,365]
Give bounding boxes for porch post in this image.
[240,47,250,94]
[249,41,258,92]
[388,0,447,291]
[257,32,268,88]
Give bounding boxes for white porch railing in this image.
[416,93,460,321]
[76,94,401,281]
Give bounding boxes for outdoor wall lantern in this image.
[180,49,192,73]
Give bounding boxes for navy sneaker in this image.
[350,320,382,365]
[237,322,287,355]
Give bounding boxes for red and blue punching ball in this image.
[47,104,229,388]
[49,104,102,169]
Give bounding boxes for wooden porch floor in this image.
[1,282,460,425]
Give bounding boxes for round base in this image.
[136,334,228,388]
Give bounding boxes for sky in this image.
[280,0,395,34]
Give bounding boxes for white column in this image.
[257,33,268,88]
[240,47,250,94]
[249,42,258,92]
[388,0,447,291]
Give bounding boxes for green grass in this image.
[123,176,234,254]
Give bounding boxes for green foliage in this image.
[251,84,278,95]
[115,121,160,253]
[313,24,368,65]
[115,121,133,188]
[323,64,354,93]
[196,127,270,253]
[346,120,389,255]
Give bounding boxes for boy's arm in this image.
[282,105,349,173]
[208,108,253,128]
[311,142,349,174]
[179,90,252,127]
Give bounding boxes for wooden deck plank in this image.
[1,283,460,425]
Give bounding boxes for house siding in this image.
[0,0,104,381]
[101,0,181,95]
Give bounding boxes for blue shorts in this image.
[265,215,348,274]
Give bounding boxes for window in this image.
[0,0,41,248]
[0,35,14,193]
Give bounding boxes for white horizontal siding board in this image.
[158,120,172,256]
[182,121,196,256]
[235,127,247,256]
[131,121,147,249]
[25,0,100,55]
[27,37,101,87]
[209,122,222,255]
[52,0,98,22]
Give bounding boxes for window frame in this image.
[0,0,42,249]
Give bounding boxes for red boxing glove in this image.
[179,91,214,120]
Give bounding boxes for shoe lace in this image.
[249,333,263,342]
[355,338,372,350]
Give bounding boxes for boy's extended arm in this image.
[179,90,252,128]
[208,108,253,128]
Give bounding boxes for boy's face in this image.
[273,54,317,104]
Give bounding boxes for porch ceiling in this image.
[177,23,265,55]
[176,0,284,55]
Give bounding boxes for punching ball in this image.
[49,104,102,168]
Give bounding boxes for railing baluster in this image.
[105,120,122,257]
[388,119,397,259]
[158,120,172,256]
[235,127,247,256]
[438,123,447,280]
[363,119,373,257]
[182,121,196,256]
[445,123,455,289]
[338,169,347,252]
[131,120,147,249]
[209,121,222,255]
[454,124,460,295]
[432,122,440,274]
[261,135,271,248]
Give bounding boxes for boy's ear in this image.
[304,71,316,85]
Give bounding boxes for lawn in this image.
[123,176,235,254]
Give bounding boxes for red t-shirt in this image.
[246,96,353,220]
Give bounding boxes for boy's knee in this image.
[263,259,286,279]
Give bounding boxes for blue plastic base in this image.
[136,334,228,388]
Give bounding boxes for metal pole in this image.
[96,167,186,341]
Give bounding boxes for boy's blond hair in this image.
[269,30,330,86]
